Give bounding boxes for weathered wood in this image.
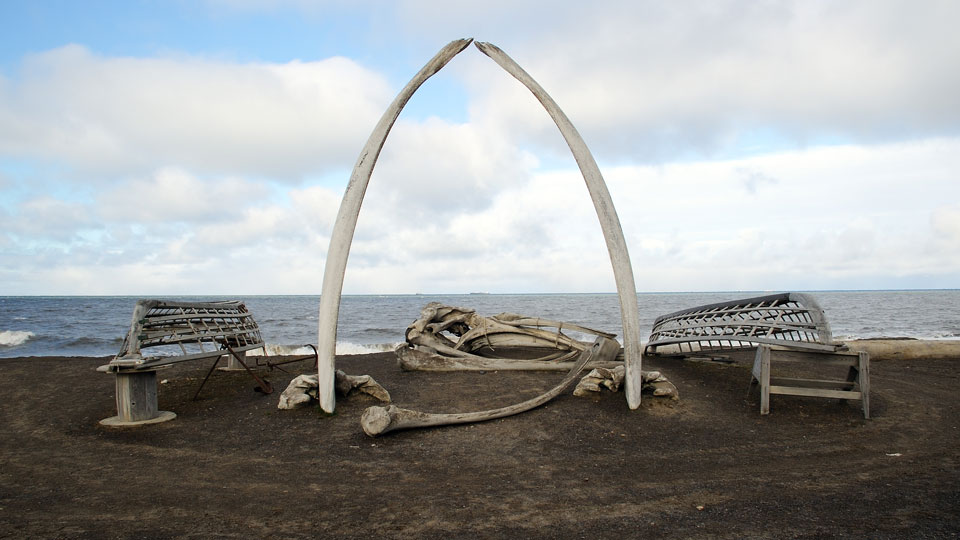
[750,344,869,418]
[101,299,270,425]
[361,336,621,436]
[767,386,862,400]
[99,370,176,426]
[646,293,838,356]
[858,351,870,419]
[109,299,265,370]
[757,345,770,414]
[767,377,859,389]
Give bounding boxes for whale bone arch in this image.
[317,38,642,413]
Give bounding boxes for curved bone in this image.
[318,39,642,412]
[362,336,621,436]
[473,41,643,409]
[492,314,616,339]
[401,303,611,364]
[396,344,625,372]
[316,38,474,412]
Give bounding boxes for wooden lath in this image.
[114,299,264,369]
[645,292,838,355]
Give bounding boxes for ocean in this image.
[1,291,958,358]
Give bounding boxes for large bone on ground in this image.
[492,313,616,339]
[573,366,678,399]
[278,374,319,409]
[335,370,392,402]
[396,344,625,372]
[278,371,390,410]
[646,380,679,399]
[361,336,622,436]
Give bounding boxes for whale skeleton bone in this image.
[316,38,642,413]
[361,336,622,437]
[396,302,624,372]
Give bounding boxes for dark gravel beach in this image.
[1,349,959,538]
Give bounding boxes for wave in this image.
[63,336,113,347]
[258,344,316,357]
[336,342,400,355]
[248,342,399,357]
[0,330,34,347]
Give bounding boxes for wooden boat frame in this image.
[645,292,838,356]
[99,300,277,426]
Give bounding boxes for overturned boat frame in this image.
[645,292,869,418]
[645,292,838,356]
[99,300,290,426]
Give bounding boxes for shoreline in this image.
[5,338,960,362]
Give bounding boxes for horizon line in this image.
[2,288,958,298]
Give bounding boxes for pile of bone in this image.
[574,366,678,400]
[278,370,390,410]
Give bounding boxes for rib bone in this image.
[316,39,473,413]
[361,336,621,436]
[396,344,620,372]
[473,41,643,408]
[318,39,643,412]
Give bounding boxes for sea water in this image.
[0,291,958,358]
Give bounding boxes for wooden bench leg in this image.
[859,351,870,419]
[752,345,771,415]
[223,351,245,371]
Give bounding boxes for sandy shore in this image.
[1,344,959,538]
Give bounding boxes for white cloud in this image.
[4,137,959,295]
[0,45,391,179]
[396,1,960,162]
[6,196,101,242]
[360,118,537,216]
[98,168,271,223]
[2,2,959,294]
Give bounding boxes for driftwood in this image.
[361,336,621,436]
[316,38,643,413]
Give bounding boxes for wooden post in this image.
[218,352,244,371]
[859,351,870,419]
[754,345,771,415]
[100,370,176,426]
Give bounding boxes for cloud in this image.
[393,1,960,162]
[354,117,539,232]
[931,204,960,249]
[5,136,958,295]
[2,2,959,295]
[0,44,391,179]
[98,168,271,223]
[5,196,102,242]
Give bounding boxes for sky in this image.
[1,0,958,295]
